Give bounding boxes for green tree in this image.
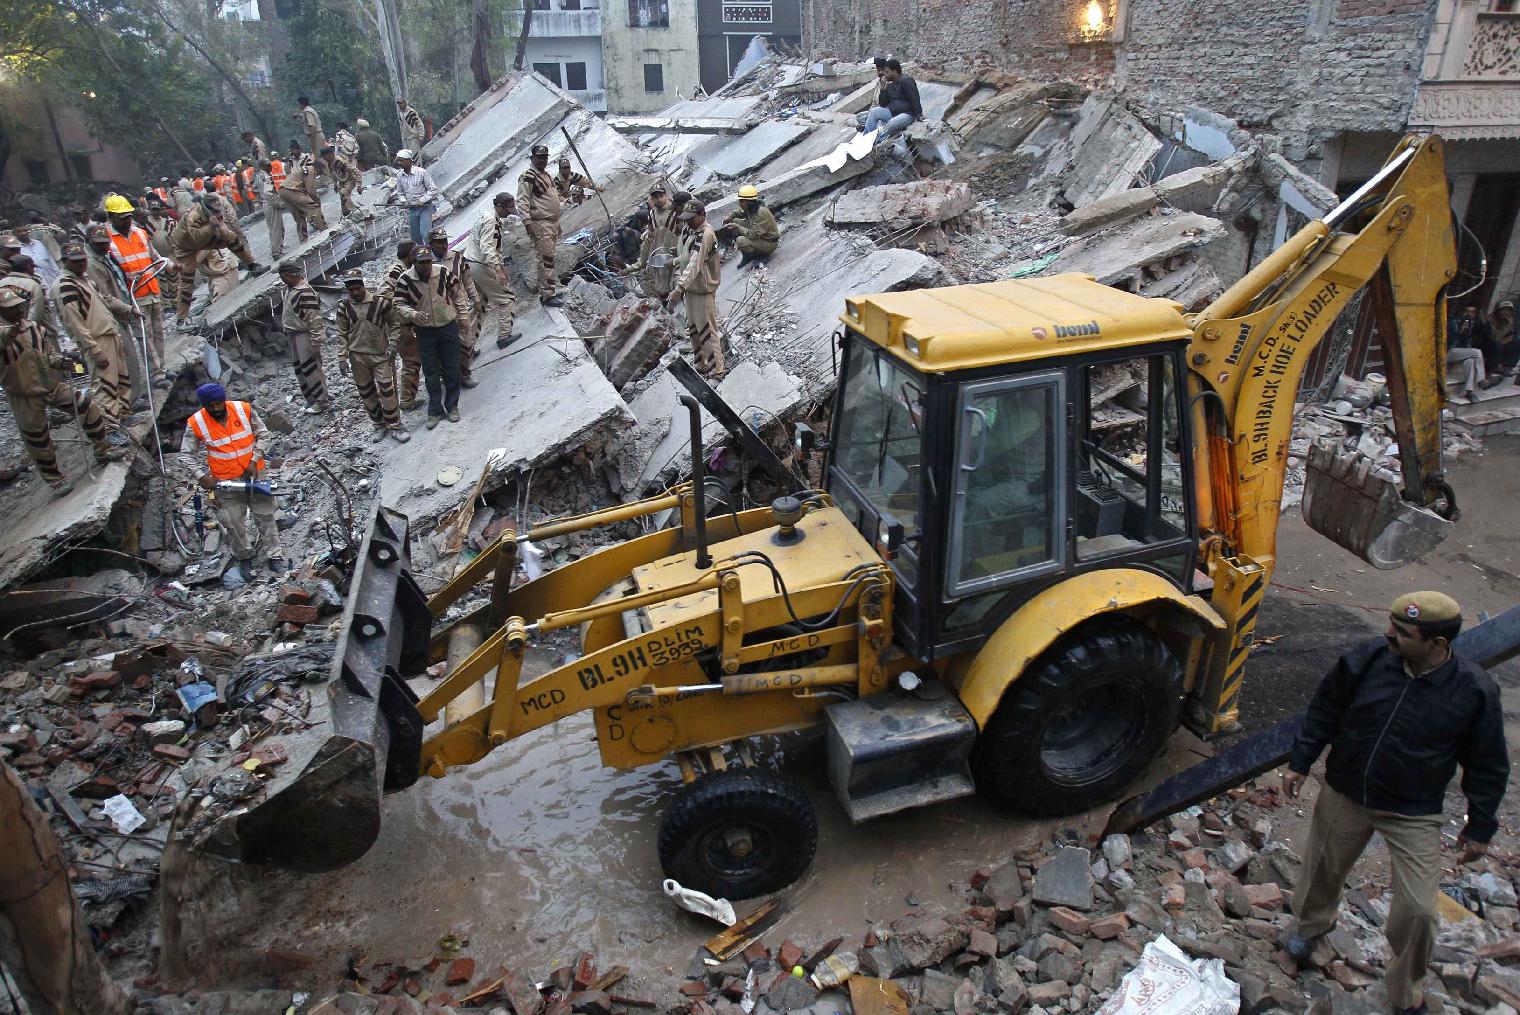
[277,0,391,149]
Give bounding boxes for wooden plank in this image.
[704,899,783,961]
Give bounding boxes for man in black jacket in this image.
[1283,591,1509,1015]
[861,59,923,140]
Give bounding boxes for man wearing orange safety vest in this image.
[180,382,286,584]
[104,195,169,389]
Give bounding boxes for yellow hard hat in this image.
[103,195,135,214]
[737,184,759,200]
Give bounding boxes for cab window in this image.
[831,343,925,582]
[1076,354,1187,561]
[947,372,1064,596]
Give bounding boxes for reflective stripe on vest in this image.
[189,400,259,480]
[270,160,287,190]
[108,227,159,298]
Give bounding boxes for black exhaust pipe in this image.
[679,394,713,569]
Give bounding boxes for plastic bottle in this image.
[809,952,859,989]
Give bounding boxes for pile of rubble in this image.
[126,774,1520,1014]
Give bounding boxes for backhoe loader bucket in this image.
[1300,442,1455,569]
[201,506,430,871]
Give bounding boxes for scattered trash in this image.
[101,793,147,834]
[1096,935,1239,1015]
[663,878,737,926]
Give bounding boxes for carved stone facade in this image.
[1412,2,1520,137]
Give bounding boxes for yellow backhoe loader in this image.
[212,135,1461,900]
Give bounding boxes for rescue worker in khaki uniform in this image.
[298,96,325,156]
[553,156,601,207]
[106,197,169,390]
[517,144,563,307]
[354,119,390,170]
[181,382,286,584]
[276,260,331,414]
[0,250,63,355]
[331,153,362,218]
[82,224,148,409]
[256,160,286,260]
[390,247,470,429]
[668,201,725,379]
[1284,591,1509,1015]
[336,269,410,443]
[333,123,360,171]
[466,193,522,350]
[426,226,480,388]
[279,145,329,242]
[53,243,136,421]
[381,240,422,409]
[718,184,780,267]
[166,194,262,321]
[636,183,681,300]
[0,290,124,496]
[242,130,269,164]
[397,98,426,159]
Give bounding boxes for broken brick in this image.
[1181,848,1209,870]
[71,774,120,799]
[152,743,190,763]
[777,940,804,971]
[1090,913,1130,940]
[276,603,320,626]
[280,584,315,605]
[742,941,771,968]
[679,981,711,998]
[573,951,596,989]
[1045,907,1091,936]
[446,957,475,986]
[968,928,998,957]
[1244,883,1284,911]
[251,744,288,767]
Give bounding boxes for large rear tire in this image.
[973,615,1183,815]
[658,770,817,900]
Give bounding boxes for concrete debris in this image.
[826,180,976,228]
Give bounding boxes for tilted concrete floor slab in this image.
[424,74,573,201]
[1018,211,1227,287]
[376,304,634,526]
[692,121,811,179]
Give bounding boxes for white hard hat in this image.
[356,118,370,128]
[396,149,415,161]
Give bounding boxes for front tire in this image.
[973,615,1183,815]
[658,770,817,900]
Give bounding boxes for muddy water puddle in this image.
[235,688,1096,993]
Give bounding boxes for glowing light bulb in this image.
[1084,0,1106,31]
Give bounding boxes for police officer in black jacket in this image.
[1283,591,1509,1015]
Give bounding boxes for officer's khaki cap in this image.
[0,290,25,309]
[1390,591,1461,627]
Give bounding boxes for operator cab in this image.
[824,275,1201,660]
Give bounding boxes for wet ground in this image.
[205,438,1520,997]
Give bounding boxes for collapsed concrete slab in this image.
[826,180,976,228]
[424,74,575,203]
[1026,211,1226,289]
[693,121,812,179]
[609,96,764,135]
[376,306,633,525]
[704,137,878,221]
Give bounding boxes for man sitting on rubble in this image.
[861,59,922,141]
[716,185,779,268]
[1482,299,1520,388]
[181,382,287,585]
[856,56,890,132]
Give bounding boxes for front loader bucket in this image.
[201,506,431,871]
[1301,442,1455,569]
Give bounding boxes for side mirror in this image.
[795,422,828,454]
[876,513,905,559]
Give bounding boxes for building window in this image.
[566,62,588,90]
[644,63,665,92]
[629,0,669,27]
[722,2,772,23]
[69,154,93,181]
[561,0,581,8]
[534,62,563,86]
[24,160,49,187]
[531,0,551,8]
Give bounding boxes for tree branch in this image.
[147,0,276,143]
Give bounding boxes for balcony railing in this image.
[507,6,603,37]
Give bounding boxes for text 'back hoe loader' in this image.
[208,135,1462,900]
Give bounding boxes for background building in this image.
[1,82,141,193]
[510,0,610,111]
[697,0,802,92]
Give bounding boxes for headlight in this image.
[904,334,920,356]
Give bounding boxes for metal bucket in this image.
[1300,442,1455,569]
[646,249,675,293]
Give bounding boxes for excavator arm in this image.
[1184,134,1460,733]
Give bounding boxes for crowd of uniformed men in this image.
[0,95,782,580]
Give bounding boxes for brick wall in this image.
[1120,0,1434,158]
[806,0,1435,156]
[802,0,1115,86]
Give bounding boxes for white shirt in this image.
[18,238,60,286]
[394,165,438,208]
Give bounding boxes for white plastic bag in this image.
[1096,935,1239,1015]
